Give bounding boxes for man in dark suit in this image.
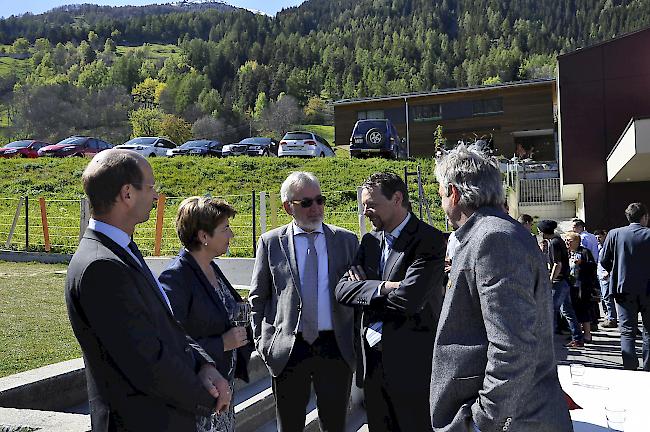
[249,171,359,432]
[335,172,446,432]
[430,145,571,432]
[600,202,650,371]
[65,149,230,431]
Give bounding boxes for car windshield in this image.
[283,133,312,140]
[5,140,32,148]
[354,121,387,135]
[57,137,85,145]
[240,137,267,144]
[180,140,209,149]
[123,137,156,146]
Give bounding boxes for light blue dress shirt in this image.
[293,222,333,331]
[88,218,173,313]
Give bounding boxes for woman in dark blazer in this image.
[159,196,252,432]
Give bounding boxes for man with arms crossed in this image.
[65,149,230,431]
[336,172,446,432]
[430,145,572,432]
[249,171,358,431]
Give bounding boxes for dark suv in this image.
[349,119,406,159]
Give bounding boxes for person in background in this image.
[539,219,585,347]
[159,197,253,432]
[600,202,650,371]
[564,231,598,343]
[571,219,599,263]
[518,214,534,233]
[430,145,571,432]
[594,229,617,328]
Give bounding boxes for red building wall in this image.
[559,27,650,228]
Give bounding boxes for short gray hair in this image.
[280,171,321,202]
[434,144,504,209]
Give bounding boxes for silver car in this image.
[278,131,335,158]
[115,137,177,157]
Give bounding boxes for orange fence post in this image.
[154,194,166,256]
[39,197,51,252]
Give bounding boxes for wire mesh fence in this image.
[0,190,365,257]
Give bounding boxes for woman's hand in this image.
[223,326,248,351]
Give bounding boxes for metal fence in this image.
[518,178,561,204]
[0,191,364,257]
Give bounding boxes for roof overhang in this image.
[607,117,650,182]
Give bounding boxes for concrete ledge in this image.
[0,407,89,432]
[0,359,86,411]
[0,250,72,264]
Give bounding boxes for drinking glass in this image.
[605,405,626,431]
[570,364,586,384]
[232,301,251,327]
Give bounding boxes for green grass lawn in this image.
[116,43,179,59]
[0,260,251,377]
[0,156,443,255]
[0,261,80,377]
[0,56,32,79]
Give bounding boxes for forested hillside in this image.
[1,0,649,144]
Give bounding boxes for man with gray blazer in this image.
[430,145,572,432]
[249,171,358,432]
[600,202,650,371]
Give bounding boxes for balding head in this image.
[82,149,148,216]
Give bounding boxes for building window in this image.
[472,98,503,116]
[357,110,385,120]
[411,104,441,122]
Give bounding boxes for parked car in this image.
[349,119,407,159]
[167,139,223,157]
[115,137,176,157]
[221,142,247,157]
[0,140,51,158]
[221,137,278,157]
[38,136,113,157]
[278,131,335,158]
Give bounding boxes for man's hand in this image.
[198,364,232,414]
[347,265,367,281]
[380,281,400,295]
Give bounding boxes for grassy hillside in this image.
[0,156,443,256]
[116,43,180,59]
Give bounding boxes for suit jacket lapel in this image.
[86,228,175,319]
[382,215,417,280]
[178,249,229,316]
[280,224,302,296]
[323,224,339,304]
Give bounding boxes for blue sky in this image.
[0,1,305,18]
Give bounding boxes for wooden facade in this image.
[334,79,555,158]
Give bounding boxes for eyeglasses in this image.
[290,195,326,208]
[133,183,161,193]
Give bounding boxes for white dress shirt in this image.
[293,222,333,331]
[88,218,173,312]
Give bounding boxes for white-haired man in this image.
[429,145,572,432]
[249,171,359,431]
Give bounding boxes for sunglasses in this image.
[290,195,326,208]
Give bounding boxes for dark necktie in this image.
[128,241,173,313]
[380,232,395,273]
[301,232,319,344]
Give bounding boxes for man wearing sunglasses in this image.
[335,172,446,432]
[249,171,359,432]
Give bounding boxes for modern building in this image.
[558,26,650,228]
[333,79,556,159]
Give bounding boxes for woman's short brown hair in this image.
[175,196,236,251]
